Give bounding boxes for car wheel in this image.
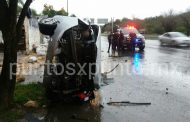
[139,45,145,51]
[160,40,165,46]
[171,40,177,46]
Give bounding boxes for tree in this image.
[42,4,67,17]
[142,16,164,34]
[161,10,176,32]
[0,0,33,109]
[180,11,190,35]
[31,8,39,16]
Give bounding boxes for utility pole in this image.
[67,0,69,16]
[111,17,114,33]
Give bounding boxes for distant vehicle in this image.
[159,32,190,46]
[120,26,145,51]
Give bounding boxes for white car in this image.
[159,32,190,46]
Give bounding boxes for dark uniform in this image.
[112,31,120,52]
[118,31,124,51]
[129,32,137,51]
[107,32,113,53]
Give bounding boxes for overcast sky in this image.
[30,0,190,19]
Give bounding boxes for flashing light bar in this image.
[127,25,135,29]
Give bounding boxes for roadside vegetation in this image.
[102,9,190,36]
[0,83,46,122]
[14,83,46,106]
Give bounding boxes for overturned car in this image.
[39,16,101,102]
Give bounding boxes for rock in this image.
[37,56,43,61]
[42,105,46,108]
[38,116,45,121]
[24,100,39,108]
[36,45,47,56]
[28,56,37,63]
[16,75,25,83]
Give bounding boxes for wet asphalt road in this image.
[30,36,190,122]
[100,36,190,122]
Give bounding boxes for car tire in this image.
[160,40,164,45]
[139,45,145,51]
[171,40,177,46]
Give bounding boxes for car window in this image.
[163,33,170,37]
[170,32,187,37]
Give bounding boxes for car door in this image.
[162,33,171,44]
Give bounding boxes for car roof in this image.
[167,32,183,35]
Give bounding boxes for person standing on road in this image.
[118,30,124,51]
[107,32,113,53]
[112,30,120,54]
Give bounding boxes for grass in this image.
[0,83,46,122]
[14,83,46,106]
[0,108,24,122]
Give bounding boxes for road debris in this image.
[101,64,119,86]
[16,75,25,83]
[101,74,114,86]
[104,64,119,74]
[107,101,151,106]
[24,100,39,108]
[36,44,47,56]
[102,78,114,85]
[166,88,169,94]
[99,104,104,108]
[28,56,37,63]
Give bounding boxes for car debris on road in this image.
[107,101,151,106]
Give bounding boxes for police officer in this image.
[107,32,113,53]
[118,30,124,51]
[112,29,120,53]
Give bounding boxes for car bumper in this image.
[175,41,190,46]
